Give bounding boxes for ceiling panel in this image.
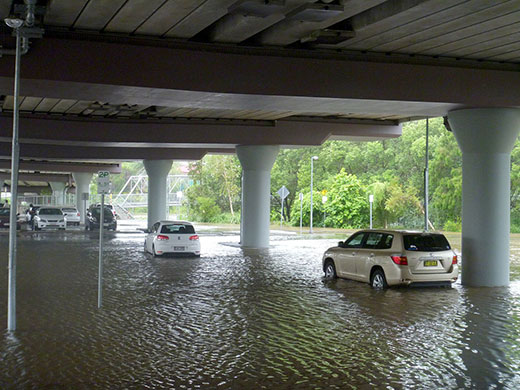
[73,0,127,30]
[20,97,44,112]
[421,20,520,56]
[44,0,90,27]
[135,0,207,36]
[408,11,520,55]
[34,98,61,113]
[104,0,168,33]
[49,99,79,113]
[344,0,510,51]
[379,1,520,53]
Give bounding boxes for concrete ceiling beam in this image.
[0,37,517,111]
[0,115,401,149]
[0,142,234,161]
[0,172,71,182]
[0,159,121,173]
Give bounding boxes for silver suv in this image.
[322,230,459,288]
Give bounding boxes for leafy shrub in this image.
[443,220,461,232]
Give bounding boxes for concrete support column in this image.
[236,145,279,248]
[144,159,173,229]
[49,181,66,206]
[448,108,520,287]
[72,172,92,224]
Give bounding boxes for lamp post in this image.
[369,194,374,229]
[310,155,318,233]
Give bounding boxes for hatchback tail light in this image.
[157,235,169,240]
[391,256,408,265]
[77,212,80,216]
[452,255,458,265]
[189,235,199,241]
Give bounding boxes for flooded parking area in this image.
[1,230,520,389]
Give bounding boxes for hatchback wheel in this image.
[152,245,161,257]
[324,260,337,279]
[370,269,388,289]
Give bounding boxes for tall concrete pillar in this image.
[72,172,92,224]
[448,108,520,287]
[236,145,279,248]
[49,181,66,206]
[144,159,172,229]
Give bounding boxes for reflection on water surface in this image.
[0,232,520,389]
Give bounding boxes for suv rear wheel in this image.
[370,269,388,289]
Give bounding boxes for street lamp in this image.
[310,155,318,233]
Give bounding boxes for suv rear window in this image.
[403,234,451,252]
[161,224,195,234]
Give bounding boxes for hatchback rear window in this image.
[403,234,451,252]
[161,224,195,234]
[62,208,77,212]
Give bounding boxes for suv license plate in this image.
[174,246,185,251]
[424,260,438,267]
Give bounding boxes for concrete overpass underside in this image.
[0,0,518,286]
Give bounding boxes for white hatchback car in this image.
[61,207,80,226]
[144,221,200,257]
[33,207,67,230]
[322,230,459,288]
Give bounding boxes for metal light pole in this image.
[299,192,303,234]
[98,195,105,308]
[310,155,318,233]
[6,19,24,332]
[424,118,429,231]
[369,194,374,229]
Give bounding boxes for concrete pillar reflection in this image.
[236,145,279,248]
[49,181,67,206]
[72,172,92,224]
[143,159,173,229]
[448,108,520,287]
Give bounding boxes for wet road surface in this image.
[1,230,520,389]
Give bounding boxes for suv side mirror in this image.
[338,241,344,248]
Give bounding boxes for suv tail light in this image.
[391,256,408,265]
[77,212,80,216]
[189,235,199,241]
[157,235,169,240]
[452,255,458,265]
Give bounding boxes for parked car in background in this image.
[322,230,459,288]
[0,207,21,230]
[92,203,118,219]
[61,207,81,226]
[144,221,200,257]
[33,207,67,230]
[86,205,117,231]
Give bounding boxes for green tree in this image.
[323,169,368,228]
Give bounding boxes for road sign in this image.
[97,171,111,194]
[277,185,290,200]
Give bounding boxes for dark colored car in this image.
[0,207,21,230]
[85,205,117,231]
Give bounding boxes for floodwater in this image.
[1,229,520,389]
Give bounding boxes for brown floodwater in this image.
[1,230,520,389]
